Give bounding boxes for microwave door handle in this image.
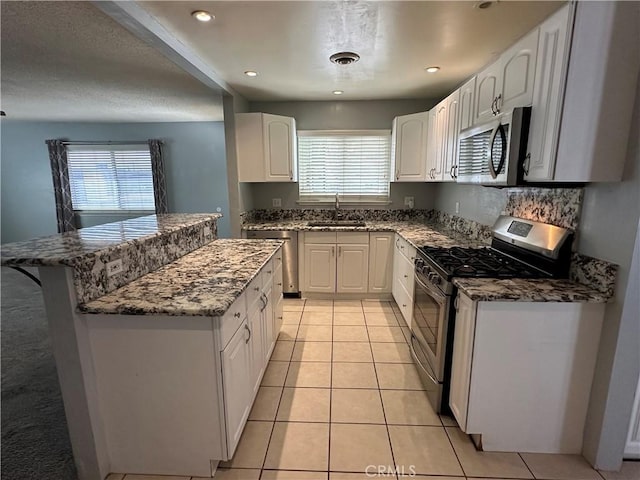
[488,123,507,179]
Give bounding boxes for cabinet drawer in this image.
[219,293,248,349]
[395,281,413,328]
[337,232,370,244]
[398,254,414,294]
[305,232,337,244]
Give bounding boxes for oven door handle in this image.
[410,334,439,385]
[414,273,447,304]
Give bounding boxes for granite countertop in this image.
[79,239,283,317]
[1,213,222,267]
[243,220,485,249]
[453,278,609,303]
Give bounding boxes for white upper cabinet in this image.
[524,4,574,182]
[236,113,297,182]
[443,89,461,182]
[499,28,539,113]
[474,28,539,125]
[391,111,430,182]
[474,60,503,125]
[459,77,476,133]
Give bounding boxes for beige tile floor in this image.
[109,298,637,480]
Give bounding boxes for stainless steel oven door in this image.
[411,271,450,382]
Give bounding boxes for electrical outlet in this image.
[404,196,414,208]
[106,259,123,277]
[204,226,211,237]
[272,198,282,207]
[455,201,460,214]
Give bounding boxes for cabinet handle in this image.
[404,274,408,278]
[289,169,293,180]
[495,94,502,114]
[338,246,342,256]
[245,324,251,344]
[234,312,241,318]
[331,246,335,257]
[522,153,531,176]
[267,270,272,274]
[277,282,282,286]
[396,170,400,181]
[453,165,458,179]
[402,304,407,308]
[253,287,260,292]
[491,97,496,116]
[449,165,455,179]
[454,295,460,311]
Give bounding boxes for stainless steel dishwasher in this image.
[245,230,299,294]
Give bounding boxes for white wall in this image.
[580,75,640,470]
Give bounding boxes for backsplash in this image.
[428,211,493,244]
[569,252,619,298]
[503,187,583,231]
[242,208,434,223]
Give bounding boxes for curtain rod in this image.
[60,140,155,146]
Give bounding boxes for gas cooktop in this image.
[419,246,547,280]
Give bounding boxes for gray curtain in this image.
[46,139,76,233]
[148,139,168,214]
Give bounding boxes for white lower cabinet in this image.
[337,244,369,293]
[301,232,372,295]
[391,234,416,327]
[449,292,606,453]
[86,247,283,477]
[221,320,252,456]
[303,243,336,293]
[368,233,394,293]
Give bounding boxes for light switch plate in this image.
[455,201,460,214]
[272,198,282,207]
[106,259,123,277]
[404,196,414,208]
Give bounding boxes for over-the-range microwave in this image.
[457,107,531,185]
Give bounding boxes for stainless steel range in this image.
[410,215,574,413]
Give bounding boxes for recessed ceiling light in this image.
[191,10,213,22]
[333,90,344,95]
[425,66,440,73]
[330,52,360,65]
[244,71,258,77]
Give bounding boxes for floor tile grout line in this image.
[327,300,335,473]
[443,424,469,477]
[363,300,402,480]
[517,452,538,480]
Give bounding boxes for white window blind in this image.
[298,130,391,202]
[67,145,155,211]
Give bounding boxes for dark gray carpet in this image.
[1,267,77,479]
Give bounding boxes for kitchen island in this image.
[1,215,284,480]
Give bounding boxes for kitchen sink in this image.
[307,220,367,227]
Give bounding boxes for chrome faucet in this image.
[334,193,341,219]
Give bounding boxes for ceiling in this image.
[0,1,565,122]
[0,1,224,122]
[138,0,564,101]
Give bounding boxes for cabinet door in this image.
[368,233,393,293]
[263,114,296,182]
[392,237,403,305]
[432,100,448,181]
[500,28,539,113]
[459,77,476,132]
[525,5,573,182]
[449,294,476,432]
[392,112,429,182]
[337,244,370,294]
[303,243,336,293]
[247,305,263,397]
[443,89,461,182]
[425,108,438,181]
[221,321,252,456]
[474,60,503,125]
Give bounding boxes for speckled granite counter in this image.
[453,278,609,303]
[242,221,486,249]
[80,239,283,316]
[1,213,222,304]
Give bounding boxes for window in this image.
[297,130,391,202]
[67,145,155,211]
